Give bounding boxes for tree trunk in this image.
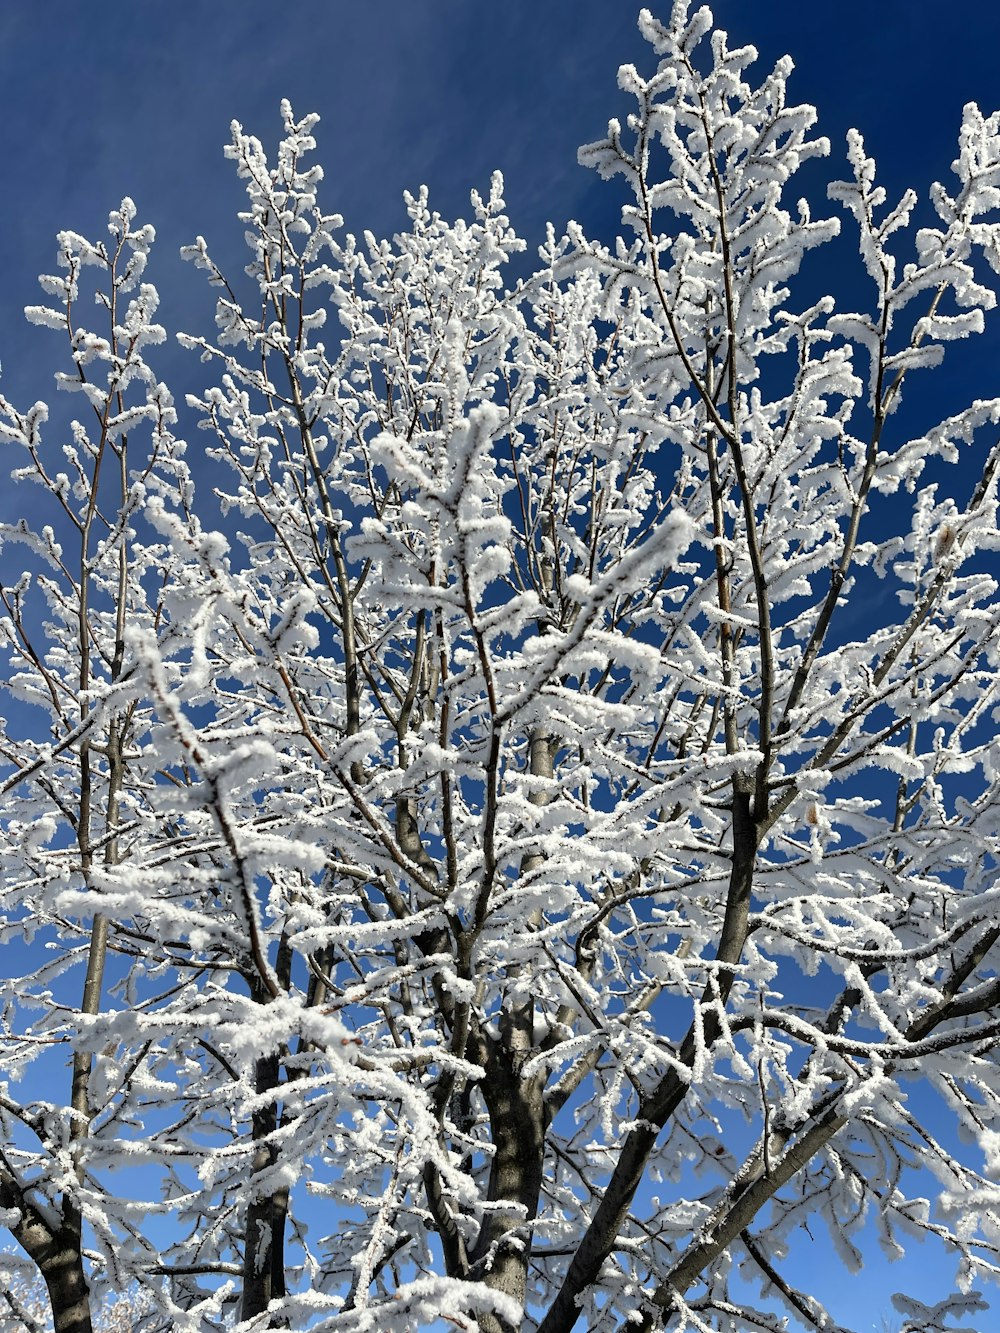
[473,1055,546,1333]
[38,1230,94,1333]
[1,1191,94,1333]
[471,727,554,1331]
[240,1049,286,1324]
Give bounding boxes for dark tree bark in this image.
[536,785,759,1333]
[0,1178,94,1333]
[472,1054,547,1333]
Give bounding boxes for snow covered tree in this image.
[3,4,1000,1331]
[2,1265,152,1333]
[0,203,194,1333]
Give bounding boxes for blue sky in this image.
[2,3,1000,1330]
[3,0,1000,393]
[4,0,1000,410]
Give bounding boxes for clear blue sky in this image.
[3,0,1000,409]
[2,3,999,1329]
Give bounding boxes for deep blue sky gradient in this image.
[3,0,1000,404]
[2,3,1000,1329]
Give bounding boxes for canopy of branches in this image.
[2,5,1000,1333]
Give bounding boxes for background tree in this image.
[2,1266,152,1333]
[3,4,1000,1332]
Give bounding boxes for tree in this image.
[2,1265,152,1333]
[2,3,1000,1330]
